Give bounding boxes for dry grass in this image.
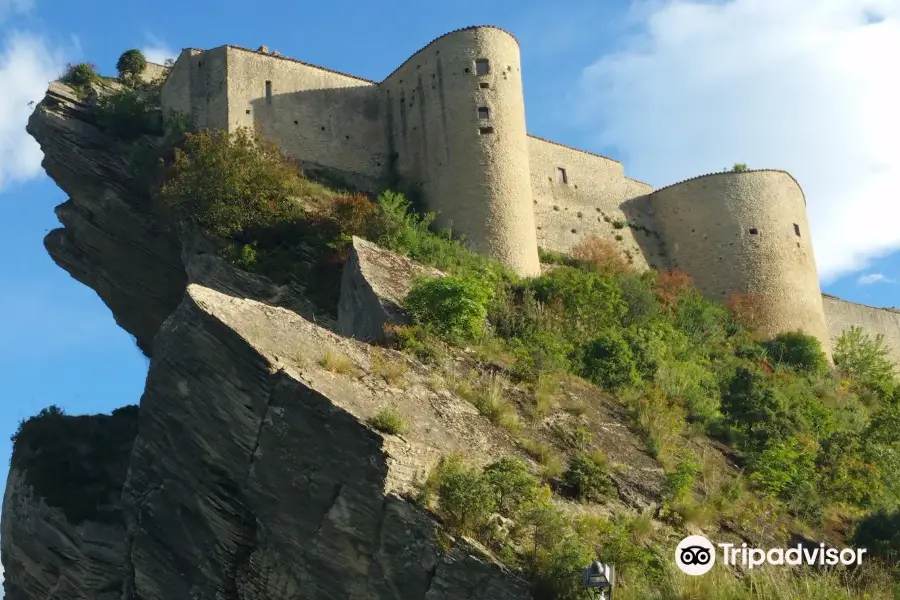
[371,350,408,386]
[319,348,353,375]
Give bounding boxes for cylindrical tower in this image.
[381,26,540,276]
[651,170,830,358]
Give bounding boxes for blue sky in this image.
[0,0,899,517]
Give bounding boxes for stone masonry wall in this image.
[528,136,663,270]
[381,27,540,276]
[159,48,228,130]
[822,294,900,366]
[225,46,390,192]
[650,170,830,357]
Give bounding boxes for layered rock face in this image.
[4,82,531,599]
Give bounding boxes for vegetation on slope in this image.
[19,58,900,598]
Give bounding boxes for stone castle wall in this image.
[822,295,900,366]
[650,170,830,357]
[527,136,665,270]
[380,27,540,276]
[225,47,390,192]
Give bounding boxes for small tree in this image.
[834,326,897,400]
[116,49,147,84]
[732,163,748,172]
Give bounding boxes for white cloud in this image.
[0,31,66,191]
[857,273,893,285]
[575,0,900,283]
[141,35,175,65]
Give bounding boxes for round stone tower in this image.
[650,170,830,358]
[381,26,540,277]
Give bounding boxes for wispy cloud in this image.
[0,0,34,22]
[574,0,900,284]
[857,273,894,285]
[141,34,175,65]
[0,30,66,192]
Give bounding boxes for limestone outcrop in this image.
[338,236,444,341]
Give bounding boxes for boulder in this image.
[338,236,444,342]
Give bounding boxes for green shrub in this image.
[618,274,658,326]
[158,127,306,239]
[95,86,161,139]
[662,449,701,504]
[732,163,748,172]
[852,509,900,560]
[579,330,641,391]
[561,452,614,501]
[405,275,492,342]
[528,267,626,344]
[765,330,829,375]
[747,436,818,503]
[10,404,139,524]
[434,456,498,534]
[368,407,407,435]
[482,456,542,516]
[59,62,100,98]
[116,49,147,83]
[834,326,897,400]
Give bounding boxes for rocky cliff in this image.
[3,82,536,599]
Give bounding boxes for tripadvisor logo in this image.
[675,535,867,576]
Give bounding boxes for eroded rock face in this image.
[338,236,444,342]
[120,254,529,599]
[26,82,186,356]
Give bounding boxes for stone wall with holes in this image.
[822,294,900,366]
[650,170,830,357]
[161,48,229,129]
[224,46,390,192]
[528,136,664,270]
[380,27,540,276]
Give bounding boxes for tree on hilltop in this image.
[116,49,147,85]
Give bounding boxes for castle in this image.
[159,25,900,364]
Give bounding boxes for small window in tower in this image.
[793,223,801,237]
[479,82,490,89]
[475,59,490,75]
[477,106,490,119]
[749,228,759,235]
[557,167,568,184]
[479,126,494,135]
[265,81,272,104]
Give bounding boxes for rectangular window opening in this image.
[479,126,494,135]
[477,106,490,119]
[557,167,568,184]
[793,223,801,237]
[479,82,490,89]
[475,59,490,75]
[265,80,272,105]
[748,227,759,235]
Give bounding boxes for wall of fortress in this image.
[225,47,390,192]
[380,27,540,276]
[528,136,664,270]
[822,295,900,366]
[650,170,830,356]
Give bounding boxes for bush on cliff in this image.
[59,62,100,98]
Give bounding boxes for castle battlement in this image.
[159,25,839,358]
